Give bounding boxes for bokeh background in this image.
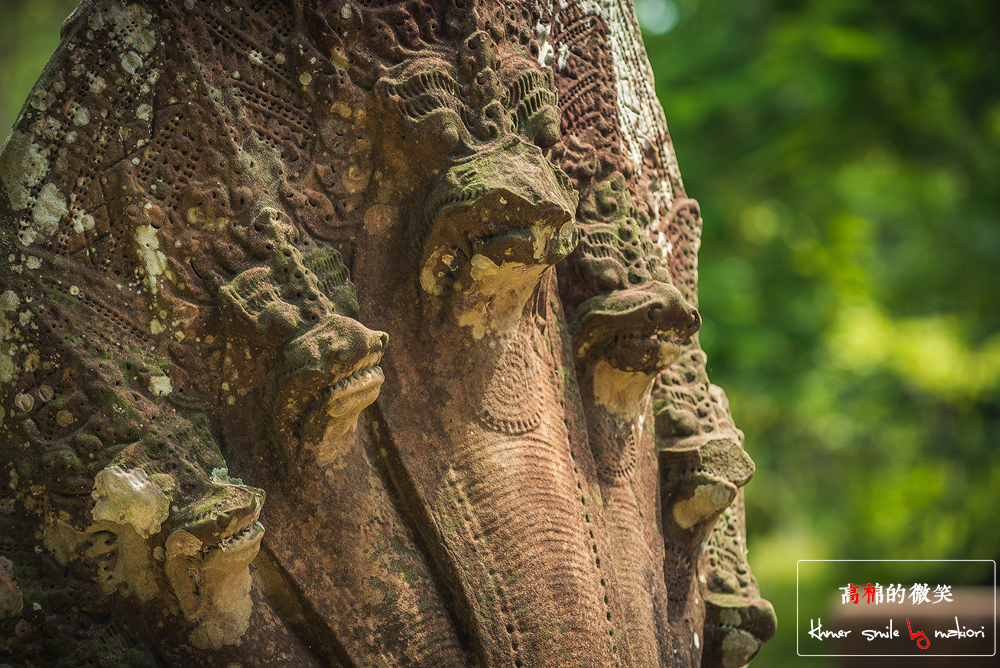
[2,1,997,666]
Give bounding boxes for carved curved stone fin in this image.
[699,500,777,668]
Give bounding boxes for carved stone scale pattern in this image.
[0,1,774,667]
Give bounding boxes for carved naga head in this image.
[560,169,702,419]
[370,31,579,333]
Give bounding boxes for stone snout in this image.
[165,480,265,651]
[573,281,701,479]
[42,466,267,651]
[418,140,579,340]
[574,282,701,414]
[217,221,389,469]
[657,435,769,668]
[659,436,749,535]
[274,316,388,468]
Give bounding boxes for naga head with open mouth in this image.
[165,472,266,650]
[274,313,388,467]
[572,281,701,378]
[219,206,388,469]
[418,140,579,319]
[372,31,580,339]
[562,174,701,420]
[570,280,700,477]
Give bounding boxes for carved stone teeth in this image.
[336,352,382,384]
[331,364,381,394]
[215,521,256,552]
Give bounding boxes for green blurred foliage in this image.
[643,0,999,664]
[0,0,80,141]
[2,1,997,665]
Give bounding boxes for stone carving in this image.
[0,0,774,666]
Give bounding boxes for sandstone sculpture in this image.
[0,1,775,666]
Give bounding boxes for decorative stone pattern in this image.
[0,1,774,666]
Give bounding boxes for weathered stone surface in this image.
[0,1,774,666]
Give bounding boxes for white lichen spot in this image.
[557,42,570,70]
[29,90,48,112]
[89,74,107,94]
[133,29,156,54]
[535,21,554,67]
[720,608,742,626]
[14,393,33,413]
[72,106,91,126]
[149,319,164,335]
[721,628,760,667]
[135,225,168,294]
[149,375,172,396]
[274,52,286,65]
[560,220,576,240]
[136,103,152,120]
[91,466,170,538]
[88,7,105,30]
[248,50,263,65]
[121,51,143,75]
[69,285,80,296]
[0,131,50,211]
[71,209,95,234]
[18,228,36,247]
[0,291,19,311]
[341,3,352,19]
[33,182,68,236]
